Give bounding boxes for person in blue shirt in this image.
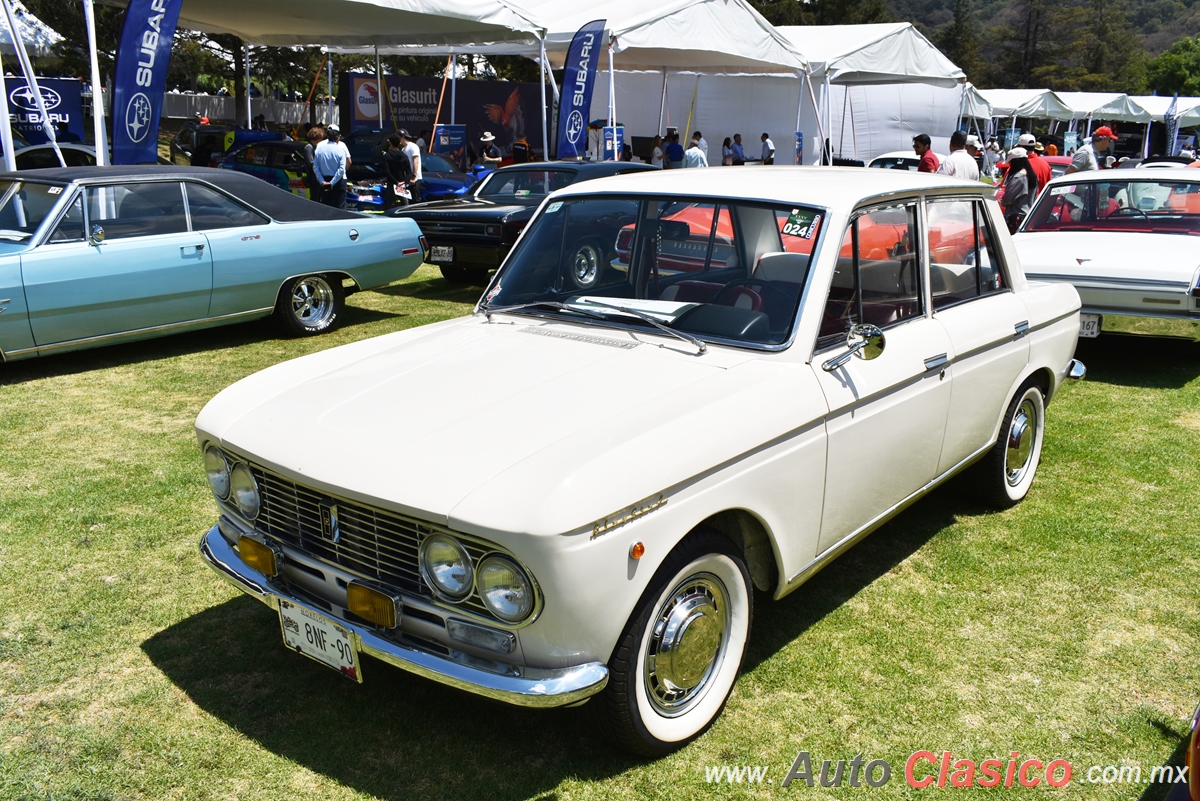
[730,133,745,165]
[664,133,684,169]
[312,124,349,209]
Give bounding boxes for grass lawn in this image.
[1,268,1198,800]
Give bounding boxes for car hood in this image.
[395,199,535,222]
[197,316,812,538]
[1014,231,1200,286]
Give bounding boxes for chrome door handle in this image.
[924,353,949,371]
[1014,320,1029,337]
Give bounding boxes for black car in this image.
[389,160,658,284]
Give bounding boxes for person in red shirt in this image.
[913,134,939,173]
[1018,133,1051,192]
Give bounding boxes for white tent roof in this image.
[775,23,963,85]
[976,88,1074,120]
[0,1,62,59]
[133,0,545,47]
[1129,95,1200,127]
[332,0,808,74]
[962,83,991,118]
[1055,91,1149,122]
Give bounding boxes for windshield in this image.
[475,168,577,202]
[484,194,825,347]
[423,153,460,174]
[0,181,67,242]
[1024,179,1200,235]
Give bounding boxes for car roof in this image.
[492,160,657,176]
[1,165,361,222]
[551,165,987,206]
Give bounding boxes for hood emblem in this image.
[319,501,341,543]
[1076,258,1091,265]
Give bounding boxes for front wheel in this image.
[598,529,752,757]
[972,378,1045,508]
[274,274,345,336]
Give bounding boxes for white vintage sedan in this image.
[196,168,1084,756]
[1014,169,1200,341]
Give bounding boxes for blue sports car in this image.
[0,166,427,362]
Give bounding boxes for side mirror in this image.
[88,224,105,246]
[821,323,886,372]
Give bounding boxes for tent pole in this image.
[795,70,804,131]
[375,46,383,129]
[1143,121,1151,158]
[327,56,333,125]
[608,36,617,160]
[0,0,62,166]
[838,83,849,158]
[0,59,14,172]
[451,51,457,124]
[82,0,108,165]
[658,68,667,134]
[804,72,823,166]
[824,74,832,165]
[849,88,858,161]
[1085,114,1092,137]
[539,37,548,162]
[244,43,252,127]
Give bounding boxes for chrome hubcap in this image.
[645,575,728,715]
[1005,397,1037,485]
[291,277,334,326]
[573,245,600,286]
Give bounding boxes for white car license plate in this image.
[279,599,362,682]
[430,245,455,263]
[1079,313,1101,338]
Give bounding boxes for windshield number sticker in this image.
[546,201,563,214]
[782,209,819,239]
[1049,186,1075,196]
[47,186,62,195]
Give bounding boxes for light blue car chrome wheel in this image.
[275,274,345,337]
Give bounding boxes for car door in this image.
[811,201,954,556]
[925,197,1030,474]
[21,182,213,347]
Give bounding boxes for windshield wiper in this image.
[481,299,706,354]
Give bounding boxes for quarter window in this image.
[927,198,1006,310]
[184,183,268,230]
[818,203,922,348]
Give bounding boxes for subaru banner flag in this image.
[111,0,183,164]
[556,19,605,161]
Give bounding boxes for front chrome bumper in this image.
[200,525,608,708]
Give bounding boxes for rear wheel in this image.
[274,274,344,336]
[439,265,490,285]
[598,528,752,757]
[973,378,1045,508]
[571,239,605,289]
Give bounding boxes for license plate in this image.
[279,599,362,682]
[1079,313,1101,338]
[430,245,455,263]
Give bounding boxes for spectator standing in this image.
[650,135,664,168]
[55,121,82,143]
[511,136,530,163]
[721,137,733,166]
[399,129,424,203]
[417,130,429,150]
[683,139,709,168]
[313,124,349,209]
[966,134,987,174]
[665,133,684,168]
[913,133,939,173]
[761,133,775,164]
[731,134,745,165]
[479,132,502,167]
[938,130,980,181]
[303,126,324,200]
[1001,147,1038,233]
[1018,133,1051,189]
[1066,126,1117,174]
[382,133,414,209]
[691,131,708,161]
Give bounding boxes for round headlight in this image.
[229,462,260,519]
[420,534,473,601]
[203,446,230,500]
[476,556,534,623]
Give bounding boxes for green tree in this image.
[1146,35,1200,94]
[20,0,123,79]
[750,0,891,26]
[937,0,985,83]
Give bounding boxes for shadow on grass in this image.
[745,478,968,672]
[142,596,636,801]
[1138,718,1191,801]
[0,303,398,386]
[1075,334,1200,389]
[377,272,485,304]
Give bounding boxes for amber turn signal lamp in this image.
[347,583,399,628]
[630,541,645,560]
[238,536,281,577]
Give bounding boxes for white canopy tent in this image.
[977,88,1074,122]
[0,0,60,60]
[1128,95,1200,127]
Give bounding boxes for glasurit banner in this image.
[111,0,182,164]
[556,20,606,161]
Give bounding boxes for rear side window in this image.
[184,183,268,230]
[86,182,187,239]
[927,198,1006,310]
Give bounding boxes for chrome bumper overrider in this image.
[200,525,608,707]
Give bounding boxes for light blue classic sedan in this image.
[0,166,427,362]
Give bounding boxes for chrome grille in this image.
[251,466,492,616]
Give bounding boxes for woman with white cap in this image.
[1001,147,1039,234]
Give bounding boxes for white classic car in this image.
[1014,169,1200,340]
[197,168,1085,756]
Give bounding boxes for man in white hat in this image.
[480,132,502,167]
[312,123,349,209]
[1017,132,1051,189]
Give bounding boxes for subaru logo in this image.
[125,93,152,143]
[9,85,61,112]
[566,110,584,144]
[319,501,341,543]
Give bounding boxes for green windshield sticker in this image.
[782,209,819,239]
